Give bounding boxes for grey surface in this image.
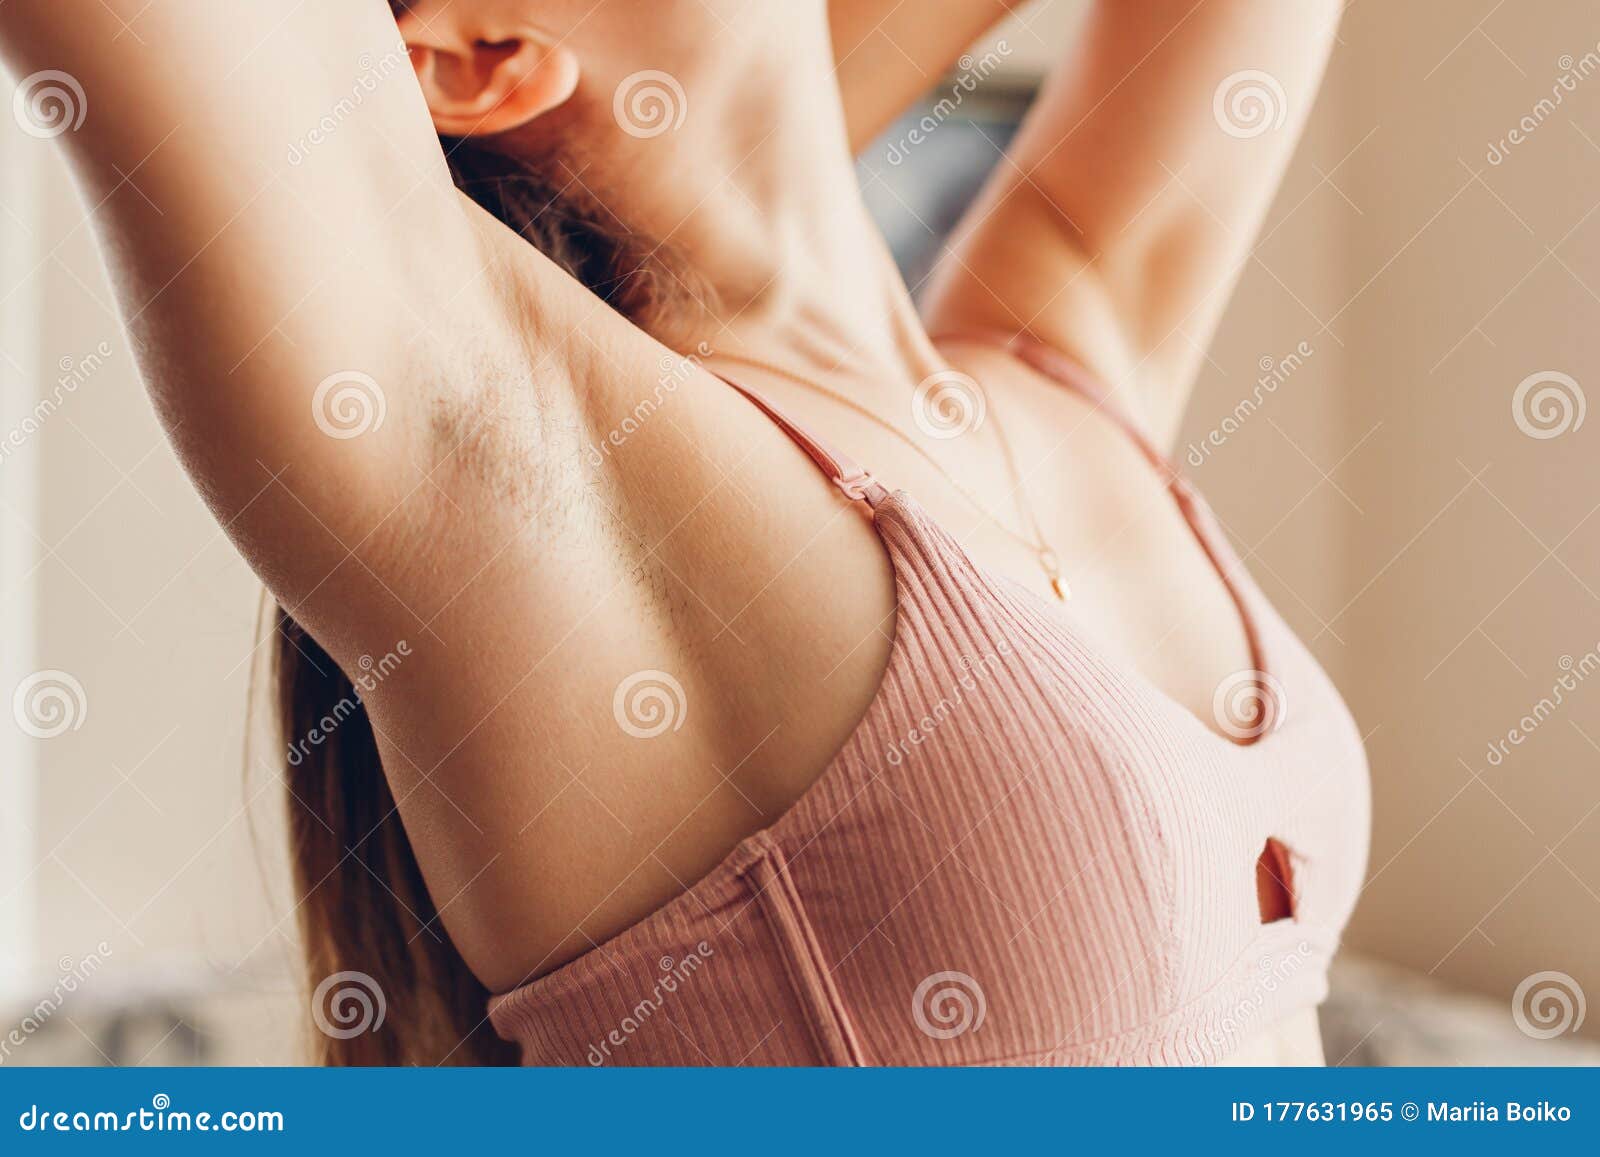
[1321,954,1600,1067]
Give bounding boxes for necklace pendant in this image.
[1038,548,1070,601]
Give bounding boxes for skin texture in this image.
[0,0,1339,1063]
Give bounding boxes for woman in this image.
[2,0,1365,1065]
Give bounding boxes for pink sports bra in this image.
[489,333,1371,1066]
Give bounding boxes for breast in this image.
[488,497,1370,1066]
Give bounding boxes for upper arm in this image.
[1,1,602,642]
[920,0,1340,447]
[3,4,553,514]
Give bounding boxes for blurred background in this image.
[2,0,1598,1066]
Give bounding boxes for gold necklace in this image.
[710,350,1070,601]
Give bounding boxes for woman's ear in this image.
[397,9,579,138]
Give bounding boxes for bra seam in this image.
[738,832,868,1066]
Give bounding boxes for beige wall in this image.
[3,0,1595,1059]
[3,148,299,1058]
[1317,0,1600,1016]
[0,117,42,993]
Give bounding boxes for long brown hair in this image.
[274,120,699,1064]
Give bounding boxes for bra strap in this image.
[933,327,1252,586]
[715,373,888,507]
[931,328,1179,485]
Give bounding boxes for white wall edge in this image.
[0,106,43,994]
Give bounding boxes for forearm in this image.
[919,1,1341,446]
[1019,0,1342,287]
[831,0,1016,152]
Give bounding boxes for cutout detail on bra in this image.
[1256,837,1297,924]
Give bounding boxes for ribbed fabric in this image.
[488,334,1371,1067]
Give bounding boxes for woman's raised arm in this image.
[0,1,535,552]
[909,0,1341,449]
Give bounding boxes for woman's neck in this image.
[612,42,944,388]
